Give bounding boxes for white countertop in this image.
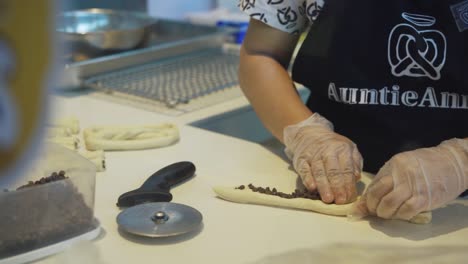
[40,90,468,264]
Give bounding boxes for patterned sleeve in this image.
[239,0,325,34]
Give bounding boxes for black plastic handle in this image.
[139,161,196,192]
[116,161,196,207]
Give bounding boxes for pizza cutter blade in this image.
[117,202,203,237]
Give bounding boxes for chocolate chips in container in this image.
[0,143,97,260]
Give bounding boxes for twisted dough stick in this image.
[84,123,179,151]
[213,186,432,224]
[46,127,74,137]
[47,117,80,134]
[46,136,79,150]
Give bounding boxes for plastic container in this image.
[216,20,249,44]
[0,143,98,261]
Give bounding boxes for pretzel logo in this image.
[0,40,17,149]
[462,5,468,24]
[388,13,446,80]
[277,6,298,28]
[240,0,256,11]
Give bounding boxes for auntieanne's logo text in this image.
[328,82,468,109]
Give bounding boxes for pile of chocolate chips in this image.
[236,184,321,200]
[0,170,94,258]
[16,171,68,190]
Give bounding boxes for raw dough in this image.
[407,211,432,224]
[83,123,179,151]
[46,127,74,138]
[213,186,353,216]
[213,186,432,224]
[47,117,80,134]
[45,117,81,149]
[46,136,79,150]
[46,117,106,171]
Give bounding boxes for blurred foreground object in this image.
[0,1,57,187]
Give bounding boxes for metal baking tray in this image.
[60,19,231,89]
[83,45,242,116]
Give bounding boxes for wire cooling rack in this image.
[85,48,242,116]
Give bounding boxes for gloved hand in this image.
[283,113,363,204]
[351,138,468,221]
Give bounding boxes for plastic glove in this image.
[283,113,363,204]
[351,138,468,221]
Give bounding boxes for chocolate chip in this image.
[241,183,321,201]
[16,172,69,190]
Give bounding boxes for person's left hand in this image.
[351,138,468,221]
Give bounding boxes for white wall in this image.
[147,0,217,20]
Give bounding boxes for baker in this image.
[238,0,468,221]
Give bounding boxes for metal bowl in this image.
[57,9,157,51]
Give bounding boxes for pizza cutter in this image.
[116,161,203,237]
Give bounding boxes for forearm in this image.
[239,46,312,142]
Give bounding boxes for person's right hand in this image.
[284,113,363,204]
